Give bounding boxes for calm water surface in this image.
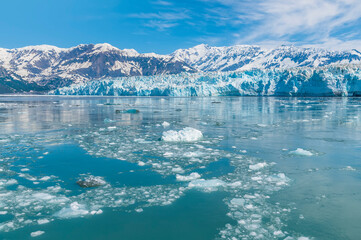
[0,96,360,240]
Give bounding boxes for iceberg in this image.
[162,127,203,142]
[289,148,313,156]
[50,65,361,96]
[53,202,89,218]
[30,231,45,237]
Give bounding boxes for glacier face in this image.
[51,65,361,97]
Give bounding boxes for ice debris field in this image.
[0,96,361,239]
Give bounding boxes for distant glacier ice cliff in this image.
[50,65,361,97]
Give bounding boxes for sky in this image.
[1,0,361,53]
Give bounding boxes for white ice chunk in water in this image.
[188,179,225,191]
[39,176,51,181]
[343,166,356,171]
[54,202,89,218]
[37,219,50,225]
[135,208,143,213]
[162,121,170,127]
[138,161,146,166]
[162,127,203,142]
[90,209,103,215]
[31,231,45,237]
[32,193,55,200]
[172,167,185,174]
[230,198,245,206]
[176,172,201,181]
[249,162,268,170]
[290,148,313,156]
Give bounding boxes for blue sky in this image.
[1,0,361,53]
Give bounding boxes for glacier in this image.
[51,65,361,96]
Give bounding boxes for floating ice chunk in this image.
[0,179,18,187]
[162,127,203,142]
[162,121,170,127]
[20,168,29,172]
[32,193,55,200]
[188,179,225,191]
[37,219,50,225]
[0,211,7,215]
[290,148,313,156]
[90,209,103,215]
[274,230,285,237]
[163,152,174,157]
[267,173,290,186]
[135,208,143,213]
[76,175,106,188]
[54,202,89,218]
[39,176,51,181]
[183,152,203,158]
[249,162,268,170]
[230,198,245,206]
[343,166,356,171]
[176,172,201,181]
[138,161,146,166]
[172,167,185,174]
[31,231,45,237]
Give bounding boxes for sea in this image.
[0,96,360,240]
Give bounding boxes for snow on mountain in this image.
[0,43,195,89]
[172,44,361,72]
[2,43,361,94]
[50,65,361,97]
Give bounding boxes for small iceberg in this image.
[188,179,226,191]
[176,172,201,181]
[162,121,170,128]
[54,202,89,218]
[289,148,313,156]
[31,231,45,237]
[162,127,203,142]
[77,175,106,188]
[249,162,268,171]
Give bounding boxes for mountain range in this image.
[1,43,361,93]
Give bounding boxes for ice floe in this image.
[289,148,313,156]
[76,175,106,188]
[249,162,268,171]
[162,127,203,142]
[30,230,45,237]
[176,172,201,181]
[54,202,90,219]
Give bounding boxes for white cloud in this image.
[152,0,173,6]
[129,10,189,31]
[144,20,178,31]
[201,0,361,49]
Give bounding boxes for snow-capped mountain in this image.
[0,43,195,91]
[1,42,361,93]
[172,44,361,71]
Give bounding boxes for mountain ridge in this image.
[1,43,361,93]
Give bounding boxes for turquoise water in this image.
[0,96,360,239]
